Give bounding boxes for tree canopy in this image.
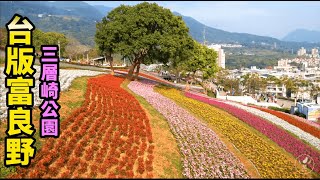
[0,28,68,56]
[65,37,90,61]
[181,41,218,80]
[241,73,267,94]
[95,2,194,80]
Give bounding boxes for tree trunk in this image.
[185,81,190,91]
[109,57,114,76]
[191,71,196,87]
[133,62,141,81]
[127,60,138,80]
[203,81,209,94]
[176,72,179,83]
[105,53,114,76]
[185,73,191,91]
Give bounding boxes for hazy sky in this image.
[85,1,320,40]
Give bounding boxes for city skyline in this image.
[85,1,320,40]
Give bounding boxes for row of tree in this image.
[95,2,218,81]
[0,28,68,54]
[0,27,94,62]
[215,70,320,100]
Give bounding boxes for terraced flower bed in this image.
[0,66,105,120]
[156,87,312,178]
[185,91,320,174]
[8,75,154,178]
[128,81,249,178]
[251,105,320,138]
[219,101,320,150]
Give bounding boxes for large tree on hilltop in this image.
[95,2,194,80]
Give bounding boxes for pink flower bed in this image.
[128,81,249,178]
[185,91,320,174]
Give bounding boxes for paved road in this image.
[35,60,205,92]
[276,99,295,109]
[35,59,110,72]
[115,70,204,93]
[140,70,204,92]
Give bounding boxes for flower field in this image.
[128,81,250,178]
[184,91,320,174]
[156,87,312,178]
[0,66,104,120]
[8,75,154,178]
[2,70,319,178]
[251,105,320,138]
[220,101,320,150]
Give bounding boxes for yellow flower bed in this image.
[156,87,310,178]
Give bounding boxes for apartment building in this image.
[207,44,226,69]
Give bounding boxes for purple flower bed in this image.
[128,81,250,178]
[185,91,320,174]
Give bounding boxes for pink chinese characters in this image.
[39,46,60,138]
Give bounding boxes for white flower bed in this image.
[0,66,105,119]
[224,101,320,150]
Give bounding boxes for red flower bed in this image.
[252,106,320,138]
[8,75,154,178]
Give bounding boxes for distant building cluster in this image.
[214,43,243,48]
[229,57,320,101]
[207,44,226,69]
[297,47,319,58]
[276,57,320,68]
[37,14,52,18]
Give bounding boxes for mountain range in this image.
[0,1,319,51]
[282,29,320,43]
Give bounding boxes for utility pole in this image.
[58,40,61,60]
[203,25,207,46]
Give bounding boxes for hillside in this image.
[174,12,320,52]
[175,12,278,44]
[1,1,319,51]
[283,29,320,43]
[0,1,106,46]
[93,5,113,17]
[1,1,319,69]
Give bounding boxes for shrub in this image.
[268,106,290,113]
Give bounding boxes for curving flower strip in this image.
[8,75,154,178]
[287,113,320,127]
[128,81,250,178]
[250,105,320,138]
[157,87,314,178]
[219,101,320,150]
[185,91,320,174]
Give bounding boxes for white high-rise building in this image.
[297,47,307,56]
[207,44,225,69]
